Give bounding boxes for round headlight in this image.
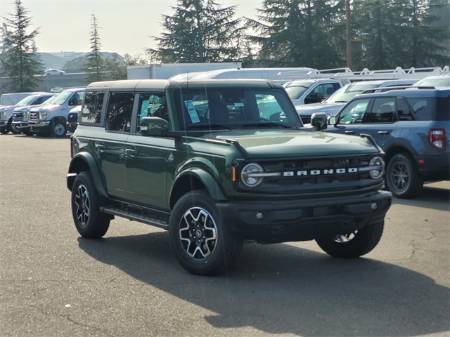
[39,111,47,119]
[369,156,385,179]
[241,163,264,187]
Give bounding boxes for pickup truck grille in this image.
[29,112,39,121]
[244,156,380,196]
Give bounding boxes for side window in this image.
[136,93,168,134]
[338,99,370,124]
[363,97,396,123]
[256,93,286,122]
[397,97,414,121]
[33,96,48,105]
[105,92,134,132]
[81,91,104,124]
[306,83,337,103]
[68,91,84,106]
[406,97,435,121]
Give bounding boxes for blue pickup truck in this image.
[326,88,450,198]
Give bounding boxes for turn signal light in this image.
[428,128,446,150]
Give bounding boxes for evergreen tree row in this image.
[151,0,449,69]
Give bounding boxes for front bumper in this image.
[28,120,51,133]
[217,191,392,242]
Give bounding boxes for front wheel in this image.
[71,172,110,239]
[316,221,384,258]
[51,120,67,137]
[169,191,242,275]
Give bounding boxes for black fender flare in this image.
[67,152,107,198]
[169,168,226,208]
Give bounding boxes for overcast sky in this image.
[0,0,263,55]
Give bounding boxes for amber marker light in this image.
[231,166,238,183]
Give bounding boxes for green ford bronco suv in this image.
[67,79,392,275]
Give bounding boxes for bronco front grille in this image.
[240,156,379,195]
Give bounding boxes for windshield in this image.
[326,82,381,103]
[45,90,72,105]
[15,95,37,107]
[174,87,301,131]
[415,77,450,88]
[284,82,313,100]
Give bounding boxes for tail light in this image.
[428,128,446,150]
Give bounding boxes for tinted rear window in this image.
[406,97,450,121]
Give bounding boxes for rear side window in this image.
[81,92,104,124]
[106,92,134,132]
[405,97,450,121]
[363,97,395,123]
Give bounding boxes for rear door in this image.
[97,92,135,200]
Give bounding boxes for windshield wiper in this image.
[241,122,294,129]
[187,124,232,131]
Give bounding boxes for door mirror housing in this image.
[311,113,328,131]
[140,117,169,137]
[328,116,337,125]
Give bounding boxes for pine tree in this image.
[150,0,243,63]
[85,14,103,83]
[248,0,345,68]
[1,0,42,91]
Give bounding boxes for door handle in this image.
[377,130,390,135]
[345,130,354,134]
[125,148,137,158]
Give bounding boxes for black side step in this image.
[100,206,169,230]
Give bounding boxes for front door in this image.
[126,92,175,210]
[328,97,372,136]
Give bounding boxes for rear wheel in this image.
[386,153,422,198]
[316,221,384,258]
[169,191,242,275]
[71,172,110,239]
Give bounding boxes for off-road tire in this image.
[169,191,242,276]
[386,153,422,198]
[316,221,384,258]
[71,172,110,239]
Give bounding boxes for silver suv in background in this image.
[296,79,417,123]
[284,79,346,106]
[28,88,85,137]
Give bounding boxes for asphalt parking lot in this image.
[0,134,449,337]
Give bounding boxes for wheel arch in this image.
[67,152,107,198]
[169,169,226,209]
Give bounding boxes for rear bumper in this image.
[217,191,392,242]
[417,154,450,181]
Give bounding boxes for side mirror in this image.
[311,113,328,131]
[140,116,169,137]
[328,116,337,125]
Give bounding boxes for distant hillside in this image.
[37,52,125,73]
[62,52,125,73]
[37,52,85,70]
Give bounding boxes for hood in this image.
[211,130,378,159]
[13,106,32,112]
[295,103,345,116]
[30,104,60,113]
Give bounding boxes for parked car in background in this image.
[28,88,85,137]
[0,92,50,134]
[296,79,417,123]
[414,75,450,88]
[45,68,66,76]
[326,87,450,198]
[11,93,54,135]
[67,105,81,133]
[283,79,347,106]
